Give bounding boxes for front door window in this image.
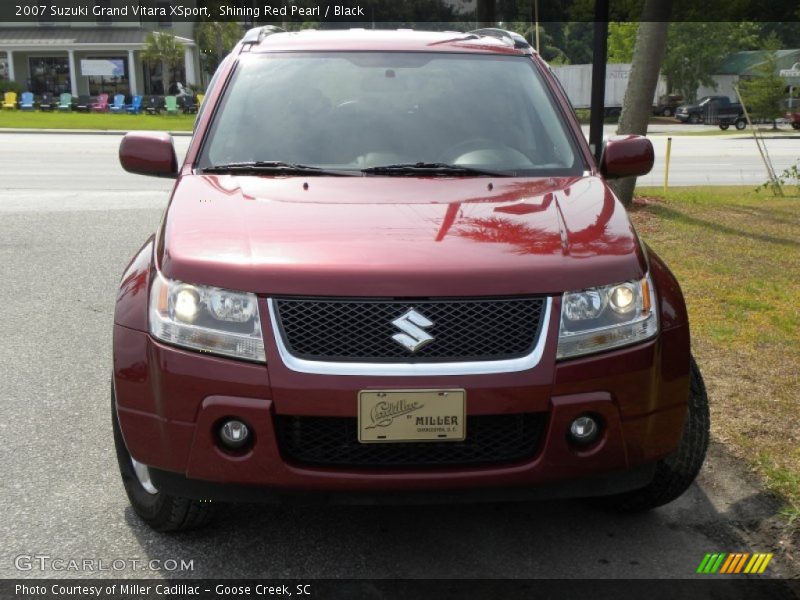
[28,56,70,95]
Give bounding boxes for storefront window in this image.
[144,61,186,95]
[28,56,70,95]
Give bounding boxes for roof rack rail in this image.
[241,25,286,47]
[468,28,533,52]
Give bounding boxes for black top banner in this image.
[0,0,798,24]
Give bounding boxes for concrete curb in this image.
[0,128,192,136]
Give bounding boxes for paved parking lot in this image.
[0,133,797,590]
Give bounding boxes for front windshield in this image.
[199,52,584,176]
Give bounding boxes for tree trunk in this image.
[162,60,171,96]
[214,27,224,73]
[612,2,672,208]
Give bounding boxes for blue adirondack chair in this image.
[20,92,35,111]
[126,95,143,114]
[109,94,126,113]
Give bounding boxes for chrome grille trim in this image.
[267,297,552,376]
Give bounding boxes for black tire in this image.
[112,385,218,532]
[735,118,747,131]
[719,123,729,130]
[662,107,673,117]
[688,113,701,124]
[599,356,710,512]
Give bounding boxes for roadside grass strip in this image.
[632,186,800,524]
[0,111,196,132]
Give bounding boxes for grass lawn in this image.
[0,110,196,132]
[631,186,800,520]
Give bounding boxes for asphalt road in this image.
[640,133,799,188]
[0,133,798,591]
[581,124,799,187]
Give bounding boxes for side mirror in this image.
[119,132,178,178]
[600,135,654,179]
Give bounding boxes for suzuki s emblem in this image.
[391,309,434,352]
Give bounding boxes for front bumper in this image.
[113,303,691,498]
[148,462,658,503]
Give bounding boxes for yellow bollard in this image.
[664,137,672,192]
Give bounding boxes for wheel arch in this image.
[645,245,689,332]
[114,236,154,331]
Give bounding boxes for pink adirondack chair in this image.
[91,93,109,112]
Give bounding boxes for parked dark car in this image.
[654,93,684,117]
[675,95,744,128]
[113,27,709,532]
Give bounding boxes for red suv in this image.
[113,27,709,531]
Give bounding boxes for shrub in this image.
[0,80,24,95]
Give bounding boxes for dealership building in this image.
[0,12,203,96]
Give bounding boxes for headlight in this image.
[557,275,658,360]
[149,272,266,362]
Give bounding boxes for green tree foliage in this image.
[739,35,788,127]
[559,22,594,65]
[607,22,638,63]
[141,32,185,95]
[661,22,761,101]
[503,22,570,63]
[196,21,243,76]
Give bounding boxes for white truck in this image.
[552,63,668,116]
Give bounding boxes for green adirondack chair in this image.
[165,95,179,115]
[57,93,72,111]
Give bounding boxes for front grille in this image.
[275,414,546,469]
[274,297,546,362]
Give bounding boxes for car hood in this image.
[157,174,646,297]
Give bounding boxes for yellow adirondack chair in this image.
[2,92,17,110]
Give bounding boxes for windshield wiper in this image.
[202,161,359,177]
[361,162,507,177]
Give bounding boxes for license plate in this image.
[358,389,466,443]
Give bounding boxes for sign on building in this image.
[80,59,125,78]
[780,62,800,79]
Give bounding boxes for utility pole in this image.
[588,0,609,163]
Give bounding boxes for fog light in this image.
[219,419,250,449]
[569,415,600,445]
